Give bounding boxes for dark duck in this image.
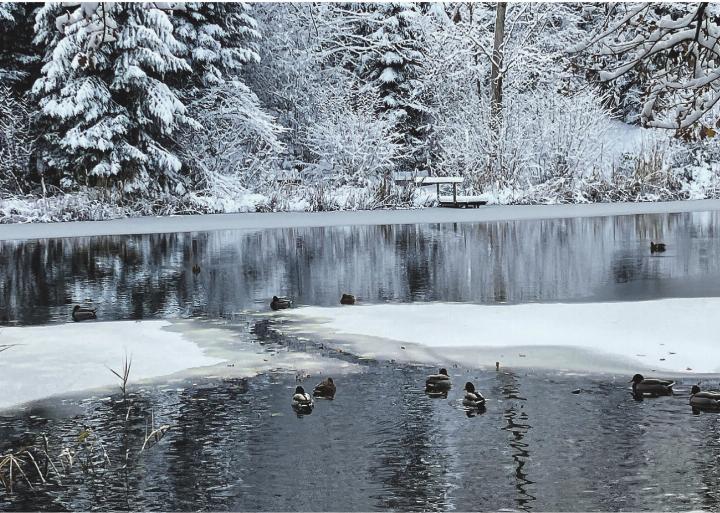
[72,305,97,322]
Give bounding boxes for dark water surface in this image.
[1,210,720,324]
[2,210,720,511]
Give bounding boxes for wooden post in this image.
[453,183,457,204]
[436,183,440,199]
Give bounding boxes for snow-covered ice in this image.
[281,299,720,375]
[0,320,222,409]
[2,199,720,242]
[0,319,360,410]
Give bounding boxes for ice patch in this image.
[0,320,224,409]
[0,319,360,410]
[281,299,720,375]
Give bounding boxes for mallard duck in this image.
[192,264,201,274]
[291,386,313,413]
[630,374,674,397]
[313,377,336,399]
[690,385,720,410]
[425,368,451,394]
[462,382,486,408]
[270,296,292,310]
[340,294,355,305]
[650,242,666,253]
[72,305,97,322]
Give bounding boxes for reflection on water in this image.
[2,211,720,325]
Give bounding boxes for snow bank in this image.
[0,319,360,410]
[281,299,720,375]
[2,199,720,242]
[0,320,224,409]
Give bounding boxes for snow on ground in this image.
[281,299,720,375]
[2,199,720,242]
[0,319,360,410]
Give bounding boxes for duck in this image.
[689,385,720,411]
[650,242,666,253]
[270,296,292,311]
[462,382,486,409]
[291,386,313,414]
[192,264,201,274]
[425,368,451,395]
[630,373,674,397]
[340,294,355,305]
[72,305,97,322]
[313,377,336,399]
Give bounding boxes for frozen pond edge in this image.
[2,199,720,241]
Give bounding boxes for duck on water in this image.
[462,382,486,409]
[271,296,292,311]
[690,385,720,411]
[313,377,336,399]
[72,305,97,322]
[425,368,451,397]
[292,386,313,414]
[630,374,674,397]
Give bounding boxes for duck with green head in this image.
[690,385,720,411]
[291,385,313,414]
[271,296,292,310]
[630,374,674,397]
[72,305,97,322]
[462,382,486,409]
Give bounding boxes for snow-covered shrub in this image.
[0,86,35,194]
[434,87,616,192]
[303,88,401,187]
[177,82,284,213]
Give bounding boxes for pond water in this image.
[1,210,720,324]
[2,210,720,511]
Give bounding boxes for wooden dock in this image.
[414,177,487,208]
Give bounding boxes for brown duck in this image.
[313,377,336,398]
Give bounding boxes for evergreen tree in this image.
[32,2,194,198]
[0,2,41,93]
[320,3,429,171]
[171,2,260,88]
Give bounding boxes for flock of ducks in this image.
[290,370,488,416]
[292,371,720,417]
[79,243,720,415]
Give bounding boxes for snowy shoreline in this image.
[0,318,360,411]
[2,198,720,241]
[280,299,720,376]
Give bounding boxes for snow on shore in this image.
[281,299,720,375]
[0,319,359,410]
[2,199,720,242]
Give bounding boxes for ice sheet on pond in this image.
[0,319,360,410]
[281,299,720,375]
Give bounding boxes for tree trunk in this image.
[490,2,506,127]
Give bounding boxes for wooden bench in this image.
[414,177,487,208]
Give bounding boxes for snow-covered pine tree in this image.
[32,2,194,199]
[0,2,41,92]
[171,2,260,89]
[170,2,284,202]
[319,3,429,172]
